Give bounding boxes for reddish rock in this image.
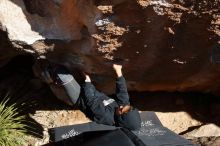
[0,0,219,94]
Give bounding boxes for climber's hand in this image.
[82,72,91,82]
[113,64,123,77]
[41,70,54,84]
[116,105,132,115]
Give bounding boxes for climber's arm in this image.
[113,64,130,106]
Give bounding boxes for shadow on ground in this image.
[130,91,220,126]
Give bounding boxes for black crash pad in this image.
[48,111,195,146]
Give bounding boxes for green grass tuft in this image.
[0,98,28,146]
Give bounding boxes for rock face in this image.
[0,0,220,94]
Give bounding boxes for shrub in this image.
[0,98,28,146]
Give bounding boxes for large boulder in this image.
[0,0,219,94]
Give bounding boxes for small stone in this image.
[136,30,141,34]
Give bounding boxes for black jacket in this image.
[77,77,141,130]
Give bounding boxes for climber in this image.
[81,64,141,130]
[33,57,141,130]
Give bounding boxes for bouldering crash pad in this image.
[48,111,195,146]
